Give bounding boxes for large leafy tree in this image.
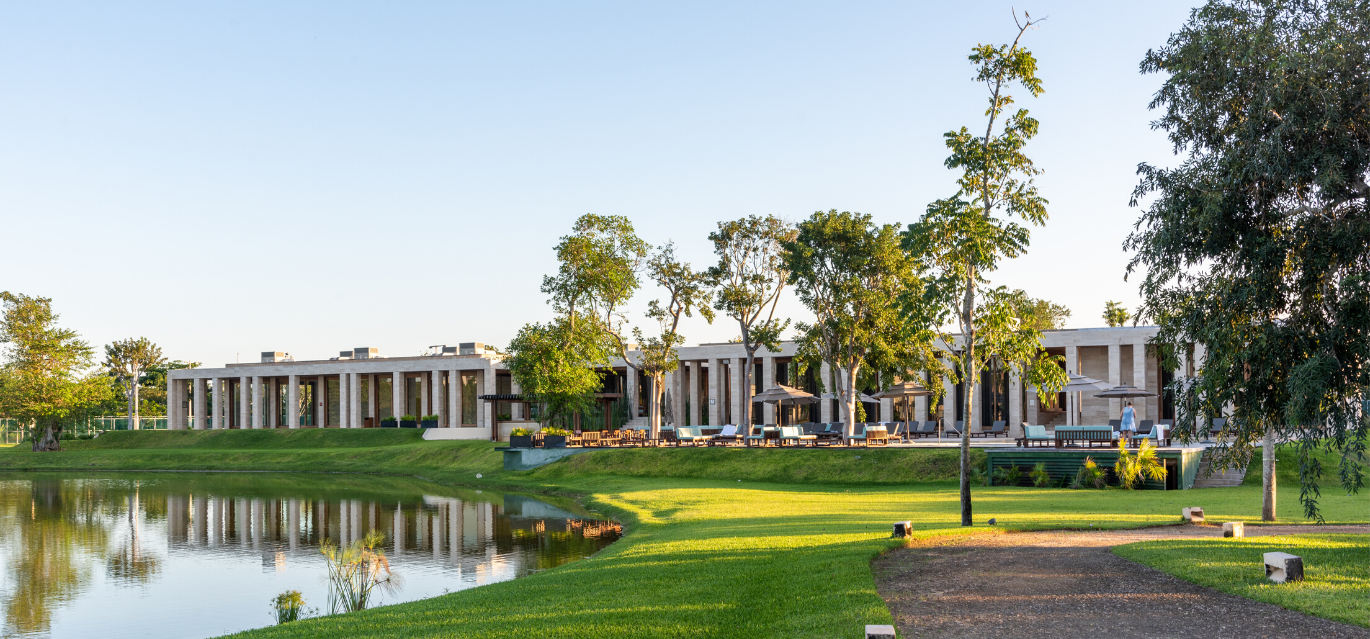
[901,13,1066,526]
[707,215,796,427]
[0,293,110,451]
[506,317,606,427]
[103,338,165,431]
[784,210,946,440]
[1006,289,1071,331]
[1126,0,1369,521]
[634,242,714,440]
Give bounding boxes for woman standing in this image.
[1118,400,1136,447]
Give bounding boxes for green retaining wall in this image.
[985,447,1204,490]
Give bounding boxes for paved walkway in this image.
[872,525,1370,638]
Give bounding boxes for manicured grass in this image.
[1114,534,1370,628]
[0,430,1363,637]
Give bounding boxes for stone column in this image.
[450,370,463,427]
[421,372,431,420]
[510,378,522,420]
[688,362,701,426]
[1009,370,1023,438]
[707,358,721,427]
[288,499,300,550]
[732,358,747,426]
[349,372,362,428]
[626,368,638,421]
[1065,346,1080,425]
[211,377,223,430]
[671,363,685,428]
[287,374,299,429]
[1133,341,1148,420]
[367,375,376,423]
[392,371,404,421]
[251,376,263,429]
[238,376,249,429]
[879,373,893,423]
[338,373,350,429]
[820,362,833,423]
[1108,343,1122,417]
[942,362,957,430]
[268,378,279,428]
[432,370,444,426]
[915,371,928,422]
[193,378,206,430]
[316,376,327,426]
[482,366,497,432]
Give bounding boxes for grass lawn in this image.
[1114,534,1370,628]
[0,430,1363,637]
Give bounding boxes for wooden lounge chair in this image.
[944,421,964,437]
[710,424,742,446]
[1016,424,1051,448]
[974,420,1008,438]
[815,423,844,445]
[580,431,602,447]
[744,426,768,447]
[864,424,889,446]
[1208,417,1228,440]
[1136,420,1154,435]
[779,426,817,447]
[847,423,868,445]
[917,420,937,438]
[1156,419,1174,446]
[889,421,911,443]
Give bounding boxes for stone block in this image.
[892,521,913,538]
[1182,507,1205,523]
[866,624,896,639]
[1264,552,1304,583]
[1222,521,1244,538]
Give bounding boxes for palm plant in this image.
[1114,439,1168,490]
[1070,456,1107,489]
[320,530,400,613]
[1029,462,1051,487]
[272,590,308,624]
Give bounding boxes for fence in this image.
[0,416,168,444]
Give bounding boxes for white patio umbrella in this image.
[1062,373,1112,425]
[1093,384,1158,430]
[875,381,932,441]
[751,384,818,427]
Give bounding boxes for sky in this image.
[0,1,1202,367]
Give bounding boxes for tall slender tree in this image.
[901,12,1064,526]
[1127,0,1369,521]
[634,243,714,440]
[707,215,796,428]
[0,293,110,451]
[103,338,165,431]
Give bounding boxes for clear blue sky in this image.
[1,1,1200,367]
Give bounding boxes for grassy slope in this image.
[1114,534,1369,628]
[0,431,1364,638]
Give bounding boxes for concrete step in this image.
[1194,450,1248,488]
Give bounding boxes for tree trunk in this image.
[844,363,860,442]
[1262,420,1276,521]
[32,419,62,452]
[742,349,756,430]
[649,373,663,443]
[960,283,976,527]
[132,368,141,430]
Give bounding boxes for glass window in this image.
[359,377,371,419]
[327,379,340,426]
[378,378,393,420]
[461,373,477,426]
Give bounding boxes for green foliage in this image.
[707,214,796,427]
[0,292,112,451]
[506,318,605,425]
[420,415,439,422]
[1114,439,1168,490]
[380,416,397,424]
[1070,456,1107,489]
[634,242,714,438]
[969,463,989,486]
[992,464,1024,486]
[541,427,571,437]
[1115,535,1368,628]
[320,530,399,614]
[1030,461,1051,487]
[784,210,947,438]
[399,415,417,422]
[272,590,310,625]
[509,428,533,437]
[102,337,165,430]
[1007,290,1071,331]
[1126,0,1370,519]
[1102,301,1129,327]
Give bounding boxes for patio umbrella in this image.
[1062,373,1111,425]
[875,381,932,441]
[751,384,818,426]
[1093,383,1157,429]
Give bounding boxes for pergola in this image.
[476,392,626,440]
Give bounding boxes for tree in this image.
[1126,0,1369,521]
[783,210,946,440]
[901,13,1066,526]
[1007,290,1071,331]
[1102,301,1130,327]
[707,215,796,428]
[634,243,714,440]
[0,293,110,451]
[510,214,646,430]
[103,338,165,431]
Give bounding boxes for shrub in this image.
[542,427,571,436]
[421,414,440,421]
[1070,456,1107,489]
[510,427,533,437]
[970,464,989,486]
[992,465,1023,486]
[1115,439,1167,490]
[271,590,311,624]
[1029,461,1051,487]
[399,414,417,422]
[321,530,400,614]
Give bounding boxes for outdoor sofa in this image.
[1016,424,1052,447]
[778,426,817,446]
[1053,425,1114,448]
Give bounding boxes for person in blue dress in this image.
[1119,400,1136,446]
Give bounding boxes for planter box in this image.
[379,421,398,428]
[509,435,535,448]
[542,435,568,449]
[420,420,438,429]
[399,420,418,428]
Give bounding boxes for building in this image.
[168,326,1198,440]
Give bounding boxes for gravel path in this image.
[872,524,1370,638]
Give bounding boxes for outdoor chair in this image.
[1137,420,1154,435]
[975,420,1008,438]
[847,423,868,445]
[710,424,742,446]
[944,421,963,437]
[864,425,890,447]
[661,428,679,446]
[1017,424,1051,448]
[1208,417,1228,440]
[889,421,909,442]
[744,426,768,447]
[1108,419,1122,431]
[918,420,938,438]
[779,426,817,447]
[816,423,844,445]
[676,427,711,446]
[580,431,602,447]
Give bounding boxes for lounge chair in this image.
[1137,420,1154,435]
[1016,424,1051,448]
[710,424,742,446]
[918,420,938,438]
[676,426,711,446]
[1208,417,1228,441]
[847,423,868,445]
[1108,419,1122,431]
[944,421,963,437]
[815,423,845,445]
[779,426,817,447]
[1156,419,1173,446]
[889,421,911,443]
[744,426,769,447]
[974,420,1008,438]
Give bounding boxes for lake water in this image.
[0,473,620,638]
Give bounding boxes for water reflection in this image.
[0,474,619,639]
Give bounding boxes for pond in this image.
[0,472,620,638]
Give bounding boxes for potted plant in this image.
[420,414,439,428]
[509,427,535,448]
[379,416,398,428]
[399,414,418,428]
[541,427,570,448]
